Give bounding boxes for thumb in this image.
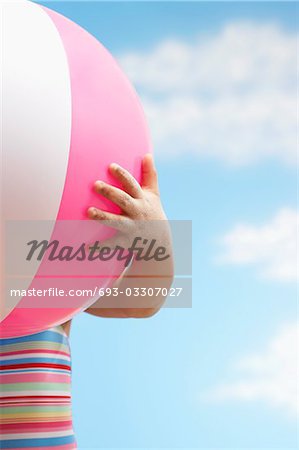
[141,153,159,193]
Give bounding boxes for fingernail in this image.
[95,181,103,190]
[88,207,97,218]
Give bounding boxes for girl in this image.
[0,154,174,449]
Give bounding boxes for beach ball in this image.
[0,0,151,337]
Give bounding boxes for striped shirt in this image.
[0,325,76,449]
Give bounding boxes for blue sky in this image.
[40,2,297,449]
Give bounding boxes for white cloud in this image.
[215,208,297,282]
[203,322,298,417]
[119,22,297,166]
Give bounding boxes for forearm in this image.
[85,245,174,318]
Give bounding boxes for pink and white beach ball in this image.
[1,0,151,337]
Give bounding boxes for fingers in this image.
[94,180,136,214]
[109,163,143,199]
[86,207,134,255]
[87,207,131,232]
[141,153,159,193]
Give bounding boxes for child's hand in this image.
[87,153,169,246]
[86,153,174,318]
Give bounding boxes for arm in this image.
[85,153,174,318]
